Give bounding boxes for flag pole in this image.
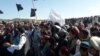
[32,0,37,20]
[16,4,23,21]
[16,4,21,20]
[18,11,21,21]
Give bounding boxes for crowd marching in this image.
[0,20,100,56]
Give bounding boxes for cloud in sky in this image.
[88,4,100,15]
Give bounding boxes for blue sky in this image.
[0,0,100,19]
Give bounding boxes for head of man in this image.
[78,29,89,40]
[80,41,90,56]
[68,26,80,40]
[17,26,25,35]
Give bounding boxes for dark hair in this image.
[17,26,24,33]
[2,21,6,25]
[54,22,60,26]
[24,26,29,30]
[80,29,89,37]
[91,31,100,36]
[58,30,67,39]
[94,22,99,26]
[4,27,11,33]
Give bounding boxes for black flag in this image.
[30,8,37,17]
[16,4,23,11]
[0,10,3,14]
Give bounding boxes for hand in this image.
[3,42,11,47]
[76,39,81,46]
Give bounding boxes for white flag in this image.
[48,9,65,26]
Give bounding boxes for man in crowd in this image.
[3,26,30,56]
[31,21,41,56]
[74,41,93,56]
[0,20,99,56]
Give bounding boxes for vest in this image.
[13,33,30,56]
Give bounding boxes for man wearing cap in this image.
[68,26,80,56]
[78,29,90,41]
[90,36,100,56]
[74,41,93,56]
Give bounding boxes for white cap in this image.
[90,36,100,51]
[55,25,61,30]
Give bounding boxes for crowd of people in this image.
[0,20,100,56]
